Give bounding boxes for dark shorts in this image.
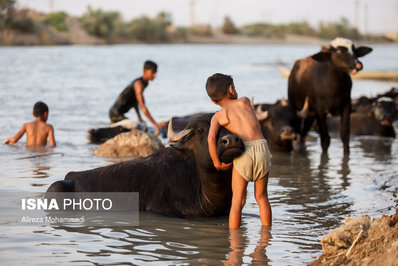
[109,107,127,123]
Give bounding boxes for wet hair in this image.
[144,60,158,73]
[206,73,234,102]
[33,101,49,118]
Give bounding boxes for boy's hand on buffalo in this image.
[214,161,232,171]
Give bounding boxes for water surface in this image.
[0,44,397,265]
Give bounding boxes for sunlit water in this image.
[0,44,397,265]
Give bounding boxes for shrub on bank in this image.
[0,0,35,34]
[8,9,35,33]
[318,17,361,40]
[242,17,363,40]
[80,6,119,42]
[129,12,172,42]
[222,16,239,35]
[44,11,68,32]
[241,23,285,38]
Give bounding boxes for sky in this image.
[17,0,398,34]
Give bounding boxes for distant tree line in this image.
[78,7,179,43]
[0,1,387,44]
[225,16,381,41]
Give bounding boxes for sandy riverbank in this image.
[310,209,398,265]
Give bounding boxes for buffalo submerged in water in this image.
[47,114,245,218]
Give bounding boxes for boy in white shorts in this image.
[206,73,272,229]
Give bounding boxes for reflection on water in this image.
[0,45,397,264]
[357,136,394,162]
[224,226,271,265]
[29,165,50,179]
[18,148,64,181]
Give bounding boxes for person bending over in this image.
[109,60,166,135]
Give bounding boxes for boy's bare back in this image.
[214,97,264,142]
[4,101,56,147]
[24,120,55,146]
[4,119,56,147]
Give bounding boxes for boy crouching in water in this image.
[4,101,56,147]
[206,73,272,228]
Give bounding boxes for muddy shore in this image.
[310,209,398,266]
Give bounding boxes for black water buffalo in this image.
[47,114,245,218]
[288,37,372,153]
[328,97,396,138]
[253,98,288,113]
[352,88,398,118]
[377,87,398,120]
[254,102,304,152]
[352,96,374,113]
[159,113,206,138]
[86,120,147,144]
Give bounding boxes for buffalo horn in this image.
[297,97,309,118]
[255,106,269,121]
[168,118,193,142]
[280,98,288,106]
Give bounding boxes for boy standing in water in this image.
[109,60,166,136]
[206,73,272,228]
[4,101,56,147]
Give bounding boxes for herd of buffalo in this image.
[47,38,397,218]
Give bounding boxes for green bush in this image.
[1,0,35,33]
[242,18,362,40]
[114,20,132,39]
[44,11,68,31]
[241,23,284,38]
[285,21,316,36]
[222,16,239,34]
[0,0,15,29]
[129,12,172,42]
[9,10,35,33]
[80,6,119,42]
[318,17,361,40]
[171,26,188,40]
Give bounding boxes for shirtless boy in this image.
[109,60,166,135]
[206,73,272,228]
[4,101,56,147]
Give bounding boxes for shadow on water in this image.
[48,213,232,264]
[356,136,394,162]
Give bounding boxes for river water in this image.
[0,44,397,265]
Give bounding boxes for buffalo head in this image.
[168,113,244,168]
[374,97,397,126]
[255,104,302,151]
[312,37,372,74]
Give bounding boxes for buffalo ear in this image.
[311,52,331,62]
[354,46,372,57]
